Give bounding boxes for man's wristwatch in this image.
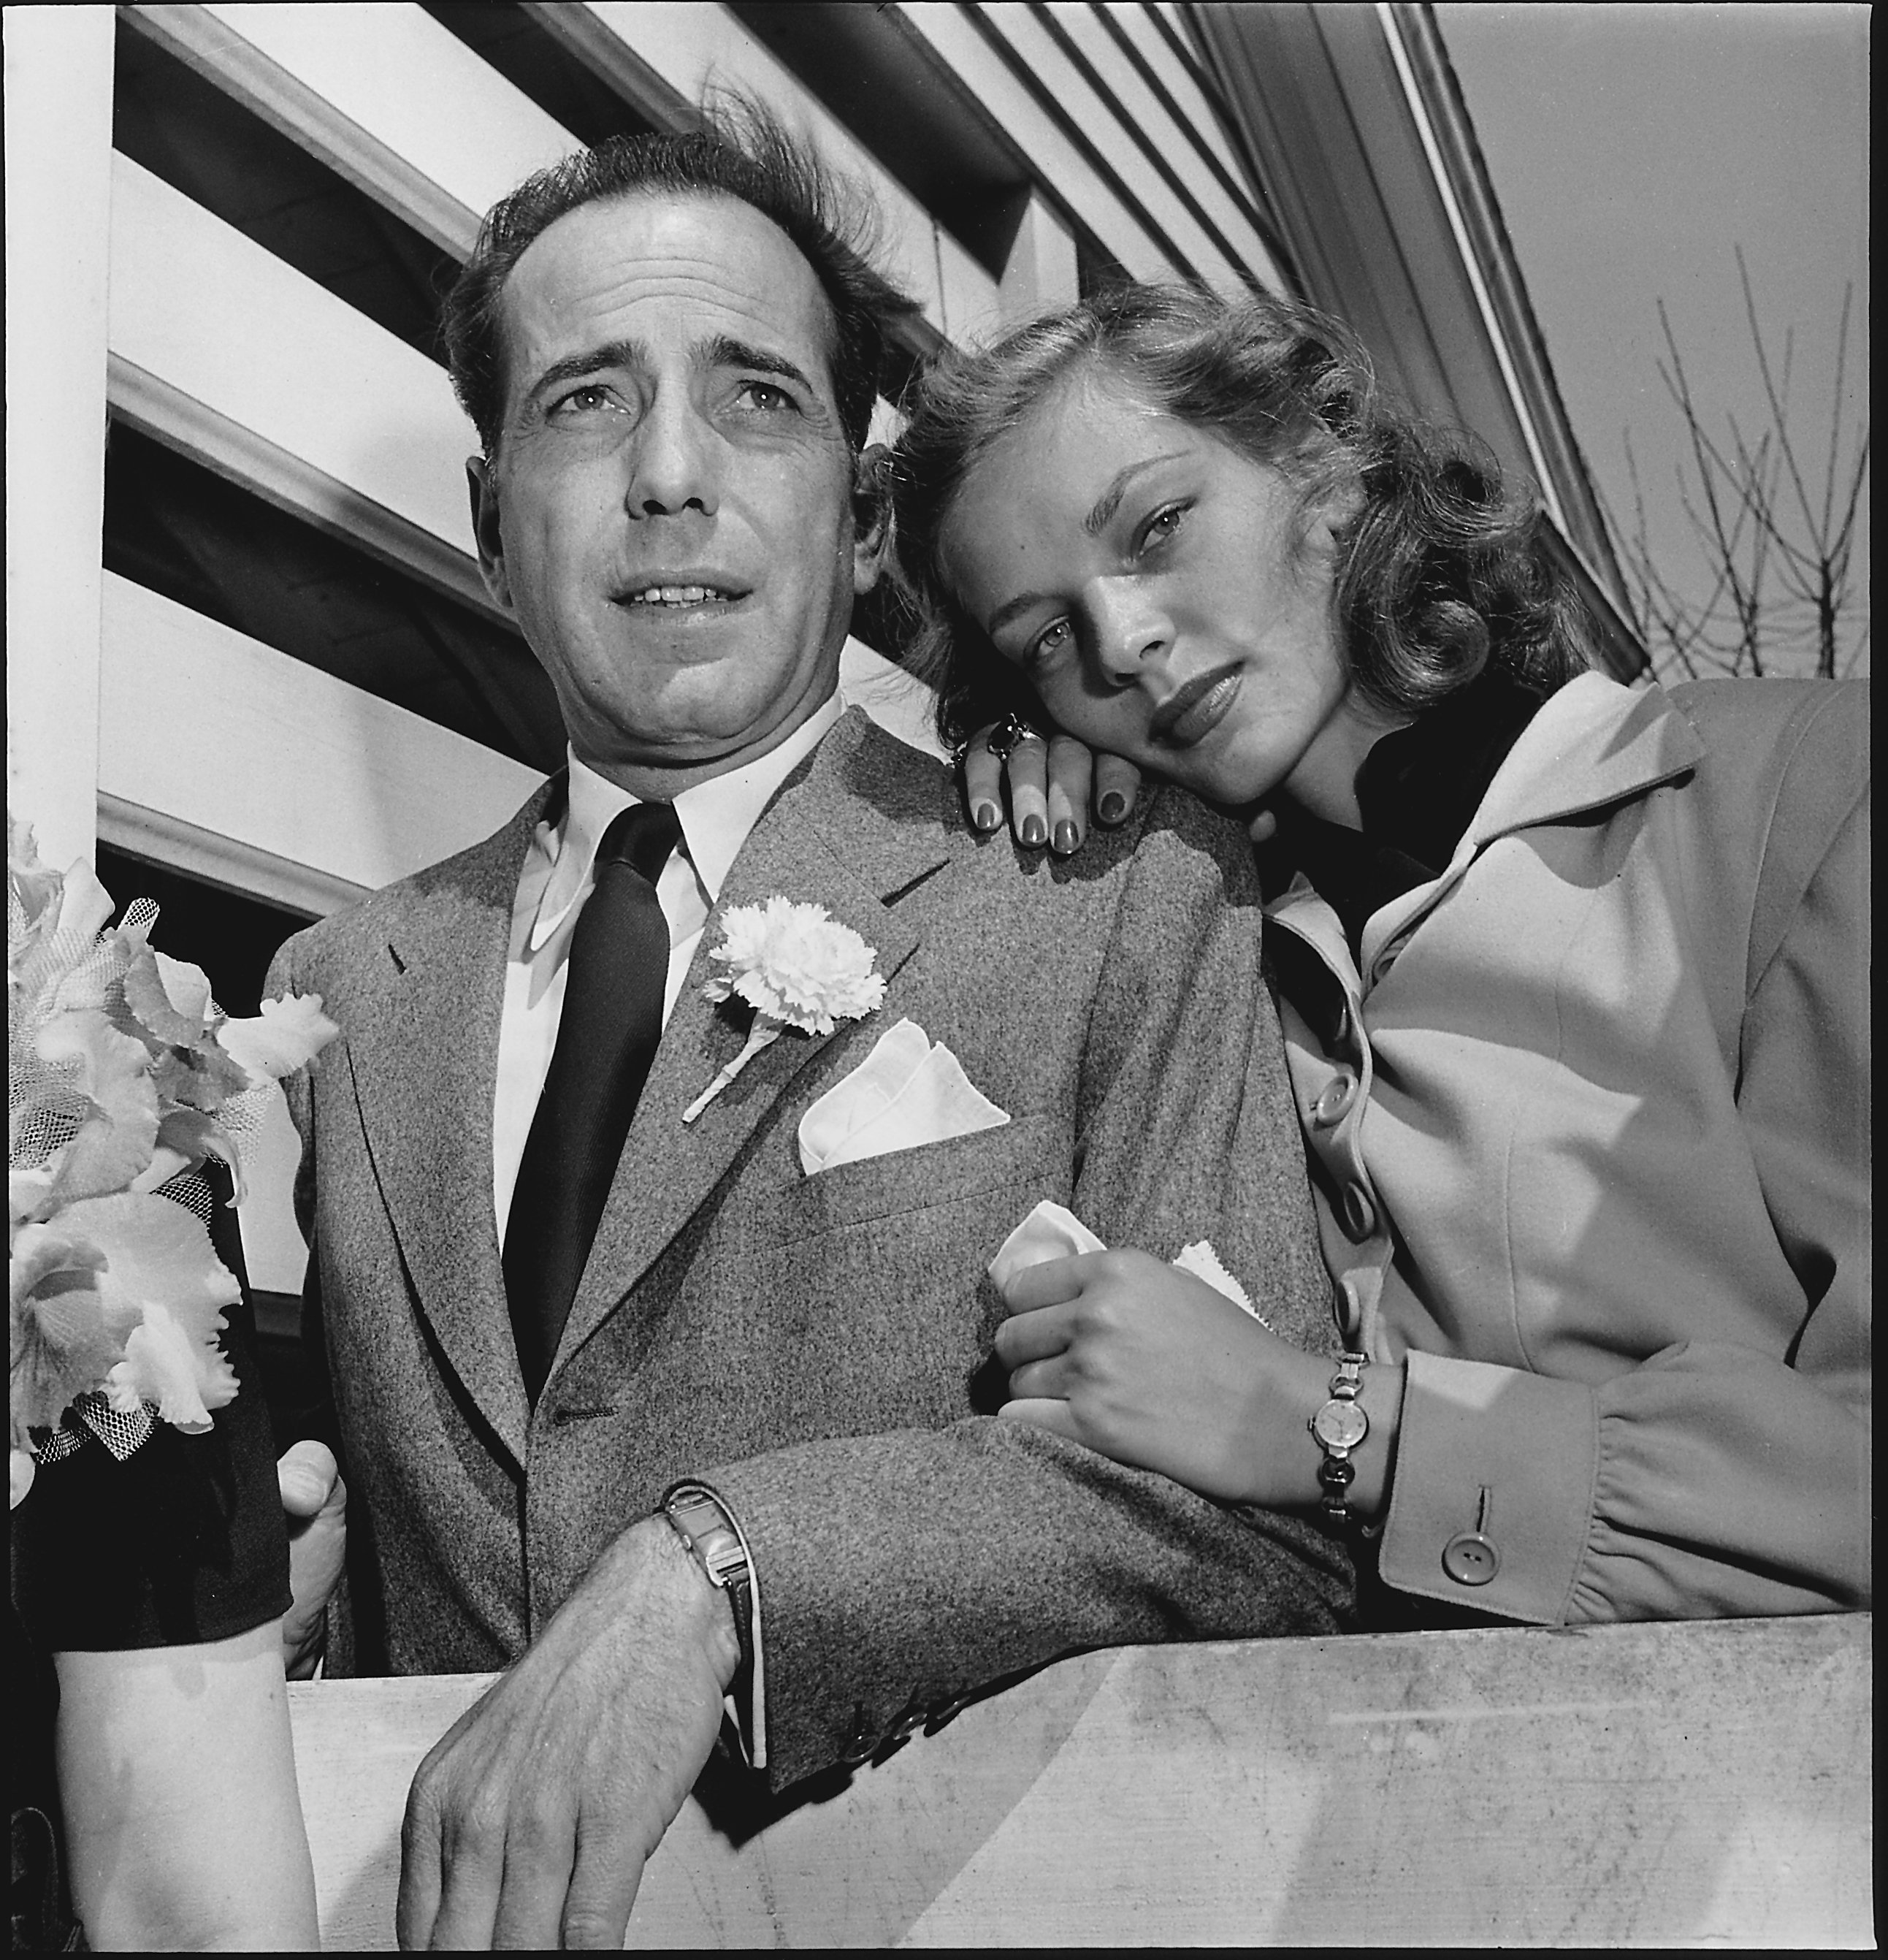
[661,1483,754,1688]
[1308,1351,1371,1526]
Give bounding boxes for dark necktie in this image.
[505,800,681,1403]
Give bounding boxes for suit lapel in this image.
[554,714,953,1373]
[345,782,559,1463]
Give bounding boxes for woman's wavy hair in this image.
[882,283,1592,746]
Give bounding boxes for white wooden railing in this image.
[289,1612,1871,1948]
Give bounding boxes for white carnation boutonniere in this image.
[683,897,886,1124]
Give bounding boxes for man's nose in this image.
[624,394,719,519]
[1087,578,1172,684]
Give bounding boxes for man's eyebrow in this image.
[521,338,646,404]
[1084,451,1188,535]
[699,335,822,398]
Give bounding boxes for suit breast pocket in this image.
[756,1112,1064,1248]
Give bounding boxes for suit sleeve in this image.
[1379,697,1870,1622]
[703,792,1353,1790]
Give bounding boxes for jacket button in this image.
[1442,1532,1500,1585]
[839,1706,877,1766]
[1339,1183,1377,1240]
[925,1689,977,1735]
[1312,1072,1358,1127]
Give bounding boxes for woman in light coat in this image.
[884,284,1868,1625]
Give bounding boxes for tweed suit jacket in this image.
[269,709,1353,1788]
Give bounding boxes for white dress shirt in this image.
[492,693,842,1244]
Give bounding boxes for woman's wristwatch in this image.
[1308,1351,1372,1526]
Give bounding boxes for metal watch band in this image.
[1308,1351,1371,1527]
[661,1484,754,1694]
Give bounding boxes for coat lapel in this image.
[345,782,559,1463]
[1358,675,1704,974]
[554,714,954,1374]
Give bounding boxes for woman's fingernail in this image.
[1054,820,1079,855]
[1098,793,1128,824]
[1020,814,1048,848]
[973,801,1001,832]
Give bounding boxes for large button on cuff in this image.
[1442,1531,1500,1585]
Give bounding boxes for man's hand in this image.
[278,1441,346,1680]
[397,1516,740,1951]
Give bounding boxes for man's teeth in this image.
[626,585,731,605]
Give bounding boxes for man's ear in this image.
[851,443,894,596]
[467,455,513,611]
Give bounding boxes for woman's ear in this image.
[852,443,895,595]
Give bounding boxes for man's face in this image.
[470,191,880,778]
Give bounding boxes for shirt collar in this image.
[528,693,844,951]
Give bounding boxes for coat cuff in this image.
[1377,1351,1600,1623]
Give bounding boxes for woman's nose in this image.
[1087,578,1172,684]
[625,396,719,519]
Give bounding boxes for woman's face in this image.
[939,370,1388,820]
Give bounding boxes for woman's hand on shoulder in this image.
[990,1248,1331,1506]
[960,723,1144,855]
[959,723,1279,847]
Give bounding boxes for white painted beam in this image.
[895,3,1177,286]
[124,3,577,259]
[5,4,115,871]
[976,5,1248,293]
[998,191,1080,326]
[557,2,1002,343]
[98,573,544,900]
[1044,1,1288,294]
[107,153,493,611]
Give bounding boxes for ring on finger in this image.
[985,712,1047,763]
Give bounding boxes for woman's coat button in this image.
[1339,1183,1378,1240]
[1312,1072,1358,1126]
[1442,1532,1501,1585]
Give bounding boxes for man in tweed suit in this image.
[270,117,1350,1948]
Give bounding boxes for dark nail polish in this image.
[973,801,1001,832]
[1020,814,1048,848]
[1053,820,1079,855]
[1098,793,1128,825]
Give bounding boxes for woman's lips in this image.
[1150,666,1242,750]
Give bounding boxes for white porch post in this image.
[5,4,114,871]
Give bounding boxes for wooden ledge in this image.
[290,1613,1872,1948]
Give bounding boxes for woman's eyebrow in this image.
[1083,451,1188,535]
[988,590,1053,636]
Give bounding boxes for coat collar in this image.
[551,710,955,1377]
[1269,675,1705,984]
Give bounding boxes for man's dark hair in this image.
[443,100,921,460]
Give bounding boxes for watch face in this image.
[1312,1399,1369,1452]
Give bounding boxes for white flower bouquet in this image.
[9,817,337,1507]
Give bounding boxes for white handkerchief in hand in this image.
[798,1018,1009,1175]
[987,1200,1107,1292]
[988,1200,1265,1322]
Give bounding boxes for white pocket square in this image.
[798,1018,1009,1175]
